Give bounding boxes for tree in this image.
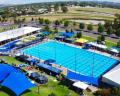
[65,29,69,33]
[47,5,52,12]
[31,18,34,21]
[48,92,56,96]
[98,23,104,33]
[54,20,60,26]
[101,35,105,41]
[44,25,50,32]
[113,14,120,34]
[22,18,26,23]
[54,4,59,12]
[64,21,69,27]
[76,32,82,38]
[115,28,120,37]
[97,35,105,42]
[44,19,51,25]
[54,27,58,33]
[61,6,68,13]
[39,18,44,24]
[73,22,76,27]
[107,26,113,35]
[79,23,85,29]
[104,20,112,30]
[111,87,120,96]
[117,40,120,47]
[87,23,93,31]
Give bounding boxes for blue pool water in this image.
[22,41,118,78]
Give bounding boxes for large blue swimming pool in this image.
[22,41,118,78]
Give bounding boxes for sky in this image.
[0,0,120,4]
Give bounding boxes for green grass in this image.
[82,35,96,42]
[105,40,117,48]
[82,35,117,48]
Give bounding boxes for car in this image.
[29,72,40,79]
[36,75,48,84]
[18,64,29,68]
[26,71,48,84]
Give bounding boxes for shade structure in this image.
[0,64,19,82]
[36,63,61,75]
[75,38,88,44]
[44,59,56,64]
[62,32,74,38]
[87,42,107,49]
[110,48,119,54]
[73,81,89,90]
[0,40,19,52]
[1,72,35,96]
[0,27,41,42]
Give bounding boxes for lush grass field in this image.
[82,35,117,47]
[17,7,118,21]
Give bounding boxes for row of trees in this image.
[94,87,120,96]
[79,14,120,37]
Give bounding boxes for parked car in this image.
[27,71,48,84]
[18,64,29,68]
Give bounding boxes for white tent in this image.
[102,68,120,87]
[0,27,41,42]
[73,81,89,90]
[110,48,119,54]
[88,42,107,49]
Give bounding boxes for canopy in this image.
[0,27,41,42]
[73,81,89,90]
[75,38,88,43]
[62,32,74,38]
[88,42,107,49]
[110,48,119,54]
[36,63,61,74]
[44,59,56,64]
[0,64,19,82]
[1,72,35,96]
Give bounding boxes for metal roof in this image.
[0,27,41,42]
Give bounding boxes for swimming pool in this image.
[22,41,118,78]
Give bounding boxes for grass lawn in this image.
[0,56,79,96]
[82,35,117,48]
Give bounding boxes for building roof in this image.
[75,38,88,43]
[102,64,120,87]
[0,27,41,42]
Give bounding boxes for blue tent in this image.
[1,72,35,96]
[62,32,74,38]
[0,64,19,82]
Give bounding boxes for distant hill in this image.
[0,4,10,7]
